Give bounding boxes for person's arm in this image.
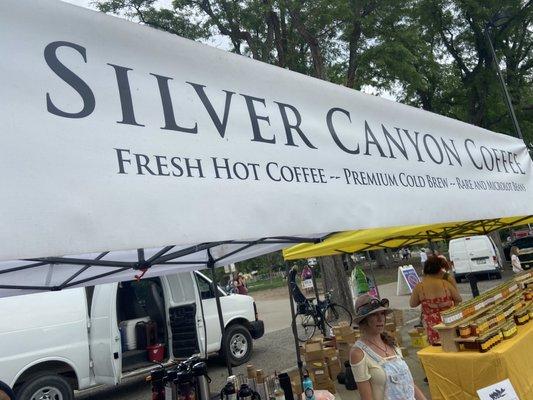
[512,255,524,272]
[357,380,373,400]
[446,273,458,289]
[410,284,421,307]
[448,282,462,304]
[414,384,427,400]
[350,348,373,400]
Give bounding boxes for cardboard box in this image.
[305,349,325,362]
[323,347,337,358]
[332,324,352,337]
[337,342,352,364]
[308,361,329,382]
[385,322,396,332]
[305,341,323,353]
[315,380,336,394]
[326,356,342,380]
[336,331,359,344]
[393,309,404,326]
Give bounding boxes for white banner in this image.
[1,0,532,261]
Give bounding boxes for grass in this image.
[247,266,401,294]
[247,276,287,293]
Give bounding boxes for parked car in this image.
[0,270,264,400]
[503,236,533,269]
[449,235,502,282]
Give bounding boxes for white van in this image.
[0,270,264,400]
[449,235,502,282]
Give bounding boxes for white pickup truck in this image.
[0,270,264,400]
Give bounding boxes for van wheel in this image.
[222,324,253,366]
[16,374,73,400]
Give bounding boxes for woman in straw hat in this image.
[350,294,427,400]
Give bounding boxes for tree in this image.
[319,255,354,316]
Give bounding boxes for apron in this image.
[355,341,415,400]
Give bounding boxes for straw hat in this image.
[353,294,392,325]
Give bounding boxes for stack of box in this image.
[307,360,336,393]
[332,324,359,365]
[302,339,337,393]
[323,346,342,381]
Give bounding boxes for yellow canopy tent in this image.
[283,215,533,260]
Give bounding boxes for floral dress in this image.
[420,281,455,345]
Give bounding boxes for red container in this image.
[147,343,165,362]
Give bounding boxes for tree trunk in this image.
[319,255,354,315]
[374,249,389,267]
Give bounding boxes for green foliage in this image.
[94,0,533,144]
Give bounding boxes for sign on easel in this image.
[302,279,314,289]
[396,265,421,295]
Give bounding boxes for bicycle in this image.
[293,290,353,342]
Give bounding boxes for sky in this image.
[60,0,395,100]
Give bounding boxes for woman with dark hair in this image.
[350,294,427,400]
[410,255,462,345]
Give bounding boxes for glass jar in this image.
[470,322,479,337]
[459,324,471,338]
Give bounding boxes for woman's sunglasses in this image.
[357,298,390,315]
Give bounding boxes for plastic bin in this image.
[119,317,150,351]
[147,343,165,362]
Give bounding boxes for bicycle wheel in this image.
[325,304,353,328]
[293,313,317,342]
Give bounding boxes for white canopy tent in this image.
[0,0,532,296]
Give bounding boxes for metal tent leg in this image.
[286,263,304,388]
[208,254,233,375]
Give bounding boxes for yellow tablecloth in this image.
[418,322,533,400]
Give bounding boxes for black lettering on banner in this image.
[188,82,234,138]
[241,94,275,144]
[134,153,156,175]
[423,134,444,164]
[364,121,386,157]
[266,162,281,181]
[44,41,95,118]
[107,63,144,126]
[464,139,483,170]
[154,155,171,176]
[150,74,197,133]
[170,157,184,177]
[185,158,204,178]
[491,148,502,172]
[326,108,360,154]
[382,126,407,159]
[441,139,462,166]
[403,129,425,162]
[514,153,526,175]
[274,102,317,149]
[114,148,131,174]
[480,146,494,171]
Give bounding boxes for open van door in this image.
[90,283,121,385]
[165,273,202,359]
[449,239,470,277]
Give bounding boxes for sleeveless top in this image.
[351,340,415,400]
[420,280,454,345]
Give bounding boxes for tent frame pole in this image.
[286,262,304,388]
[208,251,233,376]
